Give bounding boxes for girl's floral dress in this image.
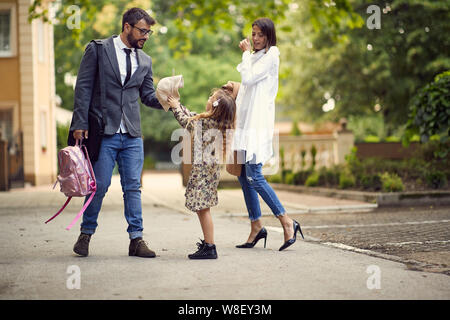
[171,104,221,212]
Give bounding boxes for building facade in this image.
[0,0,56,189]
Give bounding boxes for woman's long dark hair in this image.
[252,17,277,51]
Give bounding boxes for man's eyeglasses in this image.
[130,24,153,36]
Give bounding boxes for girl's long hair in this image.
[187,88,236,133]
[187,88,236,161]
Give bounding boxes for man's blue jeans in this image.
[80,133,144,239]
[237,153,286,221]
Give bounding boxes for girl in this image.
[167,89,236,259]
[233,17,304,251]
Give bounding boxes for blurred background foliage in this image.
[32,0,449,158]
[277,0,449,137]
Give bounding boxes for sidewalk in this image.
[142,171,378,217]
[0,172,449,299]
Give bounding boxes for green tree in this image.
[45,0,242,143]
[29,0,368,144]
[278,0,450,134]
[403,70,450,157]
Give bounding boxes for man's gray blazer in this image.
[69,35,163,137]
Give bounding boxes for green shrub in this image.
[339,171,356,189]
[268,174,282,183]
[327,166,342,186]
[300,149,307,169]
[402,157,427,181]
[285,172,295,185]
[293,169,313,185]
[364,135,380,143]
[310,145,317,169]
[360,174,382,191]
[281,169,292,184]
[143,156,156,170]
[415,178,424,187]
[316,166,340,187]
[345,147,362,176]
[305,171,320,187]
[291,120,301,136]
[347,115,386,143]
[280,146,285,172]
[360,175,371,189]
[351,157,429,185]
[404,70,450,149]
[417,140,450,162]
[317,167,327,186]
[385,136,400,142]
[380,172,404,192]
[370,174,382,191]
[425,170,447,189]
[56,123,70,151]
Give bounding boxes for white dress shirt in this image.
[113,35,139,134]
[232,46,280,165]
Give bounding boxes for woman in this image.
[232,18,304,251]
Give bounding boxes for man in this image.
[69,8,162,258]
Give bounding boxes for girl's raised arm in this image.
[168,96,197,129]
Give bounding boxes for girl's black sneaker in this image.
[188,239,218,259]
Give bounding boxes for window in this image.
[0,4,16,57]
[40,111,47,150]
[0,109,13,142]
[37,19,45,63]
[0,11,10,53]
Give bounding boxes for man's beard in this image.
[127,33,146,49]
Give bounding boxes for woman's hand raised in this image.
[239,38,251,52]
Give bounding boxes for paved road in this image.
[139,172,450,276]
[155,172,450,275]
[0,171,449,300]
[259,206,450,275]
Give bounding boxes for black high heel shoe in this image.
[236,227,268,248]
[279,220,304,251]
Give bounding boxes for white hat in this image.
[156,75,184,112]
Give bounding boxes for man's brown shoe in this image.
[129,238,156,258]
[73,233,91,257]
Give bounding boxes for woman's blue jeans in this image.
[237,153,286,221]
[80,133,144,239]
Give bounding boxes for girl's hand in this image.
[167,95,180,109]
[239,38,251,52]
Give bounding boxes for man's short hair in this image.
[122,7,156,31]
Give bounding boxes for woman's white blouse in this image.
[232,46,280,165]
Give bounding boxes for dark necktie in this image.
[123,48,132,86]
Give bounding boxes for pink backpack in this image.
[45,139,97,230]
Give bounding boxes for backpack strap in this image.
[81,144,96,188]
[45,197,72,224]
[91,39,107,127]
[65,191,95,230]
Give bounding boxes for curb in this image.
[221,203,378,219]
[271,183,450,207]
[266,226,438,273]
